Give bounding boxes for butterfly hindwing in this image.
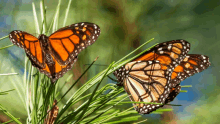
[48,22,100,65]
[27,52,78,82]
[114,60,173,114]
[165,84,181,104]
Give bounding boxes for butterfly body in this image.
[9,22,100,82]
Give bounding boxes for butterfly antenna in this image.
[107,75,122,86]
[107,75,117,82]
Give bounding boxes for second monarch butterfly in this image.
[9,22,100,82]
[113,40,211,114]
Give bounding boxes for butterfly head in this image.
[113,66,127,84]
[38,34,49,47]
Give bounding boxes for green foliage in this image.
[0,1,157,123]
[0,0,218,123]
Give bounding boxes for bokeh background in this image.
[0,0,219,123]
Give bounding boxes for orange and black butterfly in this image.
[9,22,100,82]
[113,40,211,114]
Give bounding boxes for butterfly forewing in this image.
[48,22,100,65]
[134,40,190,69]
[9,30,45,68]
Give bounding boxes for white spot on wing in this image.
[94,24,97,29]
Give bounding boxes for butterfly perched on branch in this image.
[113,40,210,114]
[9,22,100,83]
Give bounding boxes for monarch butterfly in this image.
[113,40,210,114]
[9,22,100,82]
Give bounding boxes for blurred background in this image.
[0,0,219,123]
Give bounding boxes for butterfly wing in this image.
[114,60,173,114]
[154,54,211,108]
[171,54,211,87]
[27,52,78,82]
[164,54,211,103]
[48,22,100,65]
[134,40,191,68]
[9,30,45,68]
[165,84,181,104]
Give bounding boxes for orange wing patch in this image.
[82,35,87,40]
[24,40,30,48]
[62,38,75,53]
[49,29,73,38]
[85,30,91,36]
[157,56,172,65]
[49,39,69,62]
[172,42,183,49]
[35,42,43,63]
[134,52,156,61]
[171,65,184,79]
[82,27,86,32]
[69,35,80,44]
[30,42,36,56]
[42,64,51,74]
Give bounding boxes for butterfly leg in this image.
[107,75,123,86]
